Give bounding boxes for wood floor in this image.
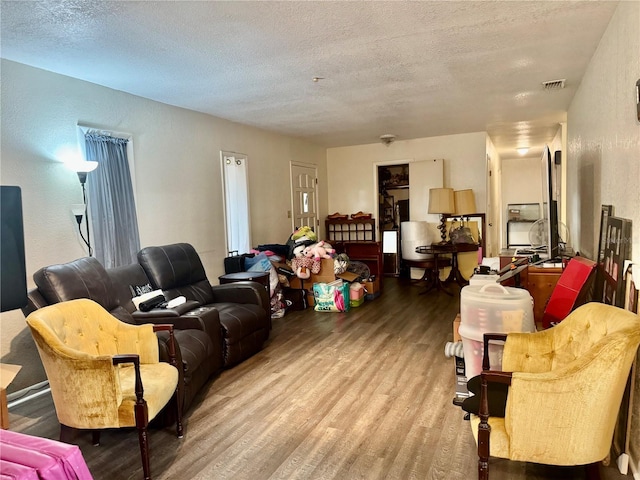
[9,278,628,480]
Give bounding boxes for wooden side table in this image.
[415,242,479,295]
[218,271,270,293]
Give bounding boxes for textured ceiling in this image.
[0,1,619,157]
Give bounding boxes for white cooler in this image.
[468,273,499,286]
[458,283,534,380]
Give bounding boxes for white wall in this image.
[0,60,326,390]
[326,132,488,225]
[566,1,640,470]
[567,1,640,262]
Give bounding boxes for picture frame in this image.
[594,205,613,302]
[600,215,631,307]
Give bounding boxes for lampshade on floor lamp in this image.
[428,187,455,243]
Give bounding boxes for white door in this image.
[290,163,319,233]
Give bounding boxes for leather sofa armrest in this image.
[134,306,222,348]
[133,310,208,331]
[210,282,270,314]
[22,288,49,318]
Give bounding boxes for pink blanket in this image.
[0,429,92,480]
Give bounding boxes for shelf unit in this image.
[325,218,375,243]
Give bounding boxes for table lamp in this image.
[454,189,477,225]
[428,187,455,243]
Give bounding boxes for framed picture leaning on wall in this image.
[601,215,632,307]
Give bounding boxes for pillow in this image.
[129,282,154,297]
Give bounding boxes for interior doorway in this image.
[377,163,410,276]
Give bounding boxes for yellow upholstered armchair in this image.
[470,302,640,480]
[26,299,183,480]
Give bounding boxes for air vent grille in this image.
[542,79,566,90]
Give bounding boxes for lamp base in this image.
[438,214,448,243]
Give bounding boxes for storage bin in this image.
[350,297,364,307]
[458,283,534,380]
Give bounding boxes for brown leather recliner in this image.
[22,257,222,416]
[138,243,271,367]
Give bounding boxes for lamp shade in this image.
[454,189,477,215]
[428,188,455,214]
[66,160,98,173]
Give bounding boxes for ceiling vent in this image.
[542,79,566,90]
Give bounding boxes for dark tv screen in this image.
[540,146,560,260]
[1,186,28,312]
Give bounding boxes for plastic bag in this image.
[313,280,350,312]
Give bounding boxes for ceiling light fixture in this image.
[380,134,396,146]
[517,148,529,155]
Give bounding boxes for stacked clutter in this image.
[458,284,534,380]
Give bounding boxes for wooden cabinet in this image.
[527,266,562,327]
[499,256,562,327]
[333,241,383,291]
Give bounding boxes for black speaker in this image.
[554,150,562,165]
[1,186,28,312]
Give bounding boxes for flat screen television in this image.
[1,185,28,312]
[540,146,560,261]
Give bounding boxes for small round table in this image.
[218,271,270,293]
[415,242,479,295]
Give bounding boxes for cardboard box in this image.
[1,363,21,429]
[363,278,381,300]
[453,313,461,342]
[336,271,359,283]
[288,258,335,290]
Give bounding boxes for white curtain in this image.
[85,133,141,268]
[222,153,250,254]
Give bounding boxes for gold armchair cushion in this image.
[26,299,178,430]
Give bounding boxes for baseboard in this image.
[630,451,640,480]
[6,380,50,409]
[617,453,629,475]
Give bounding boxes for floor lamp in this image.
[71,161,98,256]
[428,188,455,243]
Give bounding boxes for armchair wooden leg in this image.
[135,401,151,480]
[59,424,74,443]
